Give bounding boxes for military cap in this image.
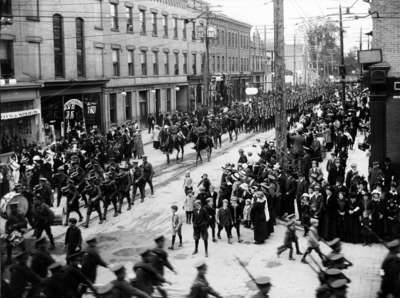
[286,214,296,221]
[39,176,48,182]
[206,197,213,203]
[194,200,201,205]
[254,276,272,287]
[142,155,148,159]
[325,268,342,276]
[57,166,65,171]
[33,155,41,161]
[68,218,78,224]
[140,249,152,258]
[154,235,165,243]
[110,263,125,274]
[194,259,207,269]
[86,235,97,244]
[329,279,348,290]
[327,253,344,261]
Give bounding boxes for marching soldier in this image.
[141,155,154,196]
[31,196,55,249]
[53,166,69,207]
[188,260,222,298]
[130,160,146,203]
[8,252,42,298]
[116,162,132,213]
[83,178,103,228]
[110,264,151,298]
[63,251,98,298]
[31,236,55,278]
[62,180,84,224]
[131,250,170,297]
[379,239,400,298]
[43,262,66,298]
[101,172,119,219]
[81,236,108,284]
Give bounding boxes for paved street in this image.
[45,130,386,298]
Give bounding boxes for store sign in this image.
[358,49,382,64]
[64,98,83,110]
[1,108,41,120]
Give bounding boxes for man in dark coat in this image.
[9,252,42,298]
[31,197,55,249]
[217,199,232,243]
[31,237,55,278]
[43,262,67,298]
[295,173,309,219]
[65,218,82,260]
[204,198,217,242]
[379,240,400,298]
[81,236,108,283]
[192,200,209,257]
[64,251,98,298]
[188,261,222,298]
[230,197,243,243]
[110,264,150,298]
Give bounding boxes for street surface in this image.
[47,130,385,298]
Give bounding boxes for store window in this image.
[110,93,117,123]
[110,3,119,30]
[0,40,14,78]
[125,91,132,120]
[76,18,85,77]
[53,14,64,78]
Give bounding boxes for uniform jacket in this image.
[81,246,108,282]
[31,249,55,278]
[188,273,221,298]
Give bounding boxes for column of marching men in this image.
[3,84,399,297]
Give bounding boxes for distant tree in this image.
[306,22,340,78]
[344,48,360,75]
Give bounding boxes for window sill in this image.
[26,16,40,22]
[94,26,103,31]
[111,28,120,32]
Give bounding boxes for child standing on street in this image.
[183,171,193,195]
[168,205,183,250]
[277,214,302,260]
[184,191,195,224]
[64,218,82,262]
[243,199,252,228]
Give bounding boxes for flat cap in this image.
[86,235,97,244]
[254,276,272,287]
[194,259,207,269]
[154,235,165,243]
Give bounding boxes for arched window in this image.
[76,18,85,77]
[53,14,64,77]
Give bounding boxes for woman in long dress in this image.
[250,191,270,244]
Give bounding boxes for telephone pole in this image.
[339,5,346,102]
[273,0,287,168]
[293,34,296,86]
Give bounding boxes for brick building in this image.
[208,13,252,105]
[368,0,400,169]
[0,0,205,147]
[250,29,268,91]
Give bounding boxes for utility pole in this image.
[264,25,268,92]
[293,34,296,86]
[273,0,287,168]
[339,5,346,102]
[203,5,211,108]
[359,26,363,78]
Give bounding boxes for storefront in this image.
[0,82,42,154]
[188,75,203,111]
[40,79,108,142]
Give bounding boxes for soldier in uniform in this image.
[250,276,272,298]
[53,166,69,207]
[83,178,103,228]
[115,162,132,213]
[5,202,28,264]
[131,250,169,296]
[43,262,67,298]
[109,264,150,298]
[8,251,42,298]
[63,251,98,298]
[62,180,84,224]
[81,236,108,284]
[188,260,222,298]
[31,196,55,249]
[101,172,119,219]
[379,239,400,298]
[130,160,146,203]
[31,236,55,278]
[141,155,154,196]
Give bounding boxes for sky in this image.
[208,0,372,53]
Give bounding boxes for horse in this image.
[188,129,213,165]
[159,129,185,164]
[223,116,240,142]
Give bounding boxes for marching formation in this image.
[0,83,396,298]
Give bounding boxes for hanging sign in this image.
[1,108,41,120]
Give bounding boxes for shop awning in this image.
[1,108,41,120]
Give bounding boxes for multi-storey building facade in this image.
[250,30,268,91]
[208,14,252,105]
[0,0,205,147]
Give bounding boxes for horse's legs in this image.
[166,153,170,164]
[181,145,184,160]
[229,130,232,142]
[235,129,238,141]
